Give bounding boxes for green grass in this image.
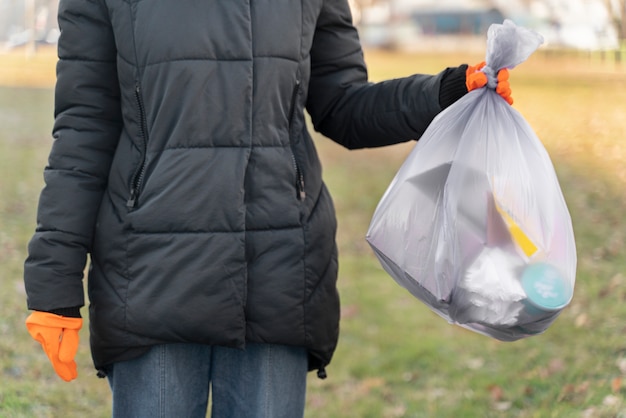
[1,50,626,417]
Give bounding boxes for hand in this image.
[26,311,83,382]
[466,62,513,105]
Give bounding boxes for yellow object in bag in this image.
[493,198,538,259]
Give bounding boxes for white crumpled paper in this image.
[453,247,526,326]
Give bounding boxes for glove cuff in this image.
[439,64,469,110]
[26,311,83,330]
[47,306,82,318]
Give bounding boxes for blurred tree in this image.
[605,0,626,45]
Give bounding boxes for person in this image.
[23,1,512,416]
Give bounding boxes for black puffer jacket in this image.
[24,0,465,376]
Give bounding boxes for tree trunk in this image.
[621,0,626,44]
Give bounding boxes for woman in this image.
[24,0,510,416]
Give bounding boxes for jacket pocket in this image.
[288,80,305,201]
[127,81,149,209]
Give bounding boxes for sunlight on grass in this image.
[0,47,57,88]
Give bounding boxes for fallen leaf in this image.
[577,381,590,394]
[549,358,565,374]
[341,304,359,319]
[598,274,623,298]
[357,377,385,395]
[560,383,576,399]
[575,313,589,328]
[493,401,512,411]
[603,394,620,406]
[488,384,504,402]
[612,377,622,393]
[466,357,484,370]
[582,407,597,418]
[557,382,590,402]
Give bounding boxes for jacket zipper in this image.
[127,82,149,208]
[288,80,305,201]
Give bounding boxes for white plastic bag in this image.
[366,20,577,341]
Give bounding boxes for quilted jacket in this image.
[24,0,457,377]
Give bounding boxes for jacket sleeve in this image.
[306,0,447,149]
[24,0,122,312]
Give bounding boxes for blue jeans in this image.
[106,343,308,418]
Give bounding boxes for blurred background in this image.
[351,0,623,52]
[0,0,624,52]
[1,1,626,417]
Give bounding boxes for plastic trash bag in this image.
[366,20,577,341]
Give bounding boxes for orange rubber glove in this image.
[466,61,513,105]
[26,311,83,382]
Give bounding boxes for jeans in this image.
[106,343,308,418]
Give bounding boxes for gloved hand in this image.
[26,311,83,382]
[466,61,513,105]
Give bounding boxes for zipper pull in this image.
[126,188,138,208]
[297,174,306,200]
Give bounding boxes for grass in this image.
[1,47,625,417]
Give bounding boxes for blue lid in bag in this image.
[521,262,571,311]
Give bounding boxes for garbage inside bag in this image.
[452,246,526,328]
[365,20,577,341]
